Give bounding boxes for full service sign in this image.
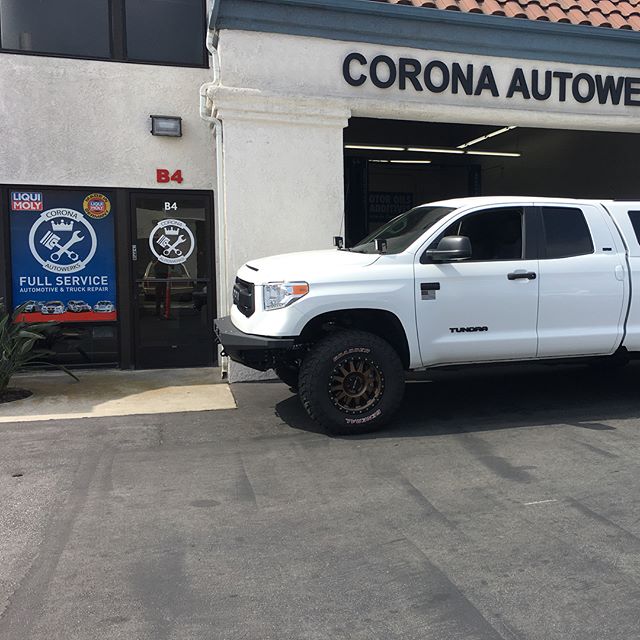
[10,189,117,322]
[342,52,640,106]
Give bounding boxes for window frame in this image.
[421,205,537,264]
[0,0,209,68]
[539,205,595,260]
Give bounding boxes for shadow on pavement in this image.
[275,361,640,438]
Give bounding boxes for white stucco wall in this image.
[0,54,215,189]
[217,30,640,133]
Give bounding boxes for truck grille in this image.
[233,278,255,317]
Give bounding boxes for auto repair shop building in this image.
[2,0,640,375]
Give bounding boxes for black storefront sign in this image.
[343,52,640,106]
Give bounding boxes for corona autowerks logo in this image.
[149,219,194,265]
[28,208,97,274]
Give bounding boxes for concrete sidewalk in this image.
[0,367,236,423]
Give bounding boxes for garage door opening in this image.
[344,118,640,245]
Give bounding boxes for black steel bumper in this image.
[214,316,296,371]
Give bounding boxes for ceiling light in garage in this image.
[406,147,465,154]
[370,159,432,164]
[466,150,521,157]
[345,142,520,158]
[345,144,405,151]
[457,126,516,149]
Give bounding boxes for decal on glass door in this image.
[148,218,195,265]
[10,190,117,322]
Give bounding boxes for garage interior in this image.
[343,117,640,245]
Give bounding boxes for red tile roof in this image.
[372,0,640,31]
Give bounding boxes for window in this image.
[627,211,640,245]
[352,206,454,254]
[0,0,207,66]
[542,207,593,259]
[0,0,111,58]
[436,207,524,261]
[126,0,205,65]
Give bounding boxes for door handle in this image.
[508,271,536,280]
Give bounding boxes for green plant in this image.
[0,301,78,395]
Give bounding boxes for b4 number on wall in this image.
[156,169,183,184]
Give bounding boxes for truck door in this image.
[414,205,539,366]
[536,204,626,357]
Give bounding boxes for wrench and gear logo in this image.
[149,219,194,265]
[28,208,97,274]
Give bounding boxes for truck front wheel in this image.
[298,330,405,435]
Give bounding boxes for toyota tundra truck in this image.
[215,197,640,434]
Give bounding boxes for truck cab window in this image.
[542,207,593,259]
[435,207,524,261]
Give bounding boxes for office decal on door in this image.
[10,189,117,322]
[148,219,195,265]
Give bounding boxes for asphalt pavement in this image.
[2,362,640,639]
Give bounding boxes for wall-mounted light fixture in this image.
[150,115,182,137]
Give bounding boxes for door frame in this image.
[126,188,217,369]
[414,203,540,366]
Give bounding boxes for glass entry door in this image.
[131,193,215,368]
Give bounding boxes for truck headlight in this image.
[263,282,309,311]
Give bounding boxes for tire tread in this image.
[298,330,404,435]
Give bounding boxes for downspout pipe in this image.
[200,20,229,375]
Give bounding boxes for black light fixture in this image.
[150,115,182,137]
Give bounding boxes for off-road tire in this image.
[298,330,405,435]
[274,363,300,392]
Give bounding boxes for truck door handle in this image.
[508,271,537,280]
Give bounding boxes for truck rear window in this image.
[627,211,640,245]
[542,207,593,259]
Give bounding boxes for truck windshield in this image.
[351,206,455,254]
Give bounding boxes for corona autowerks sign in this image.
[342,52,640,107]
[9,189,118,322]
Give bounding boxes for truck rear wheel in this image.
[298,330,405,435]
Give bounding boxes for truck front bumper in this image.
[214,316,296,371]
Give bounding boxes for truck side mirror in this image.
[424,236,472,262]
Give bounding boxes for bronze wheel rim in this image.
[329,356,384,414]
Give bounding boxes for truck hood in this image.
[241,249,380,282]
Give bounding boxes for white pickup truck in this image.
[215,196,640,434]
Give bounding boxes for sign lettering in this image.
[342,52,640,107]
[156,169,184,184]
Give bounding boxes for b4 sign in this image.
[156,169,183,184]
[11,192,43,211]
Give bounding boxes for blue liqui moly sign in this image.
[10,189,117,322]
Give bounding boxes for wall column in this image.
[209,88,351,380]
